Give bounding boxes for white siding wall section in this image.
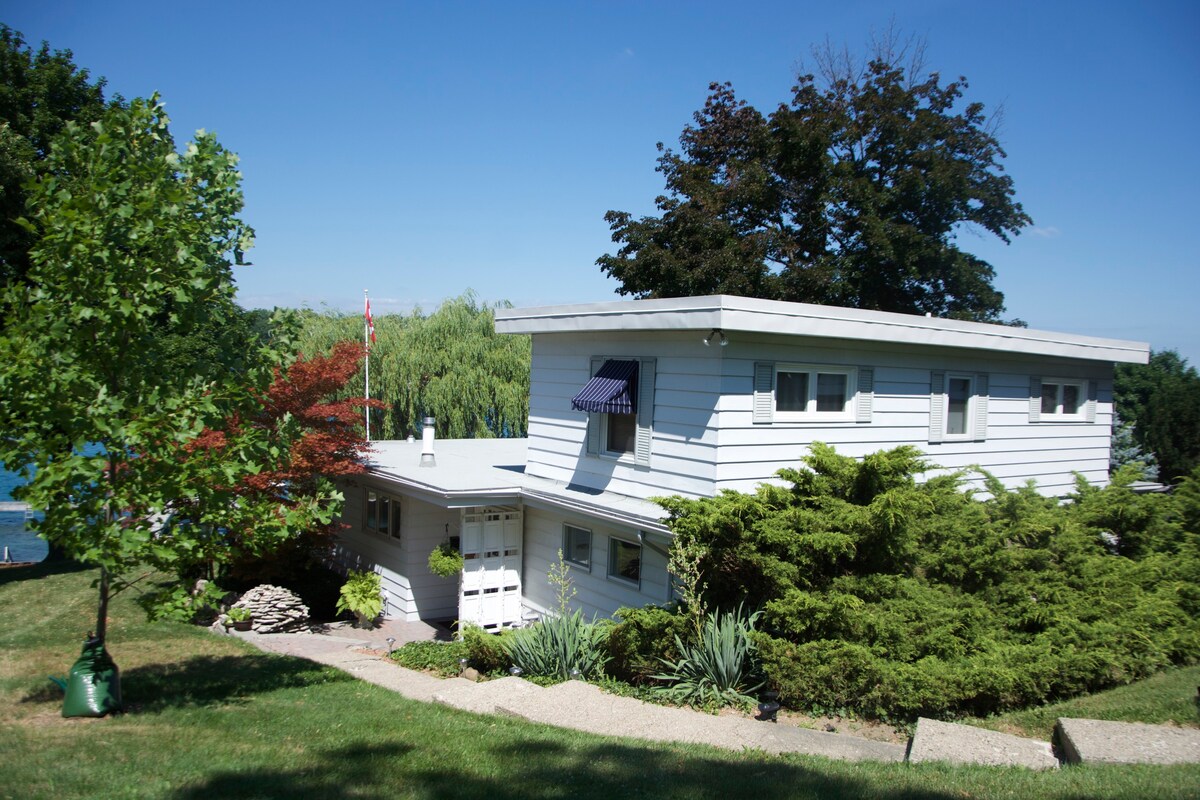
[524,330,1117,500]
[712,335,1115,496]
[521,506,671,621]
[525,333,721,499]
[333,483,461,622]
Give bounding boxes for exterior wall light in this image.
[703,328,728,347]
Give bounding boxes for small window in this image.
[366,491,378,532]
[945,375,973,437]
[1039,379,1086,419]
[774,365,856,421]
[563,525,592,569]
[365,490,401,540]
[604,413,637,456]
[608,537,641,586]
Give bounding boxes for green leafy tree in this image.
[0,96,296,649]
[599,38,1030,322]
[1115,350,1200,481]
[0,25,110,289]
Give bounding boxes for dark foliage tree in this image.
[599,40,1030,322]
[1115,350,1200,482]
[0,25,110,289]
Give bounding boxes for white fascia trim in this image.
[520,489,672,536]
[494,295,1149,364]
[368,469,522,509]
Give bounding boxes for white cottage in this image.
[332,295,1149,628]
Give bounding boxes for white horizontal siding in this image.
[522,506,670,620]
[525,331,1118,501]
[334,482,460,622]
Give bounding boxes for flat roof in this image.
[364,438,669,533]
[495,295,1149,364]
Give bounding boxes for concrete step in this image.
[1056,718,1200,765]
[433,675,546,714]
[908,717,1058,770]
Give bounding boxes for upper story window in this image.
[572,357,656,466]
[1030,377,1094,423]
[944,374,975,439]
[929,371,989,443]
[754,362,871,424]
[1041,380,1085,418]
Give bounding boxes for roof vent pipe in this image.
[420,417,436,467]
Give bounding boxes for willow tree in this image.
[295,293,530,440]
[0,97,333,654]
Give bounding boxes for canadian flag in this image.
[365,297,376,344]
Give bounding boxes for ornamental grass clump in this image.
[504,609,610,681]
[653,606,763,708]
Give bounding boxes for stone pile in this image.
[230,584,310,633]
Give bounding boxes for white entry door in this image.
[459,508,522,630]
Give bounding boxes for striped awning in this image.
[571,359,639,414]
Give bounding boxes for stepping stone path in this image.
[231,626,1200,769]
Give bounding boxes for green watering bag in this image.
[62,636,122,717]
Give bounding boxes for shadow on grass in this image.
[168,737,957,800]
[116,654,353,713]
[0,558,90,587]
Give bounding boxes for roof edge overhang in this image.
[495,295,1150,364]
[364,469,670,534]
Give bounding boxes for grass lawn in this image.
[2,562,1198,800]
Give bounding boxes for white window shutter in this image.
[1086,380,1097,423]
[753,362,775,424]
[1029,377,1042,423]
[929,371,945,443]
[634,358,656,467]
[974,373,989,441]
[585,356,603,455]
[856,368,874,423]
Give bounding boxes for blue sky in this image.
[5,1,1198,363]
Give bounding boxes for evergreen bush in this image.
[656,443,1200,720]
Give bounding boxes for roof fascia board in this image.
[495,295,1149,364]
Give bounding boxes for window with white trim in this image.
[929,371,989,443]
[365,489,402,541]
[607,536,641,586]
[945,374,974,438]
[1040,379,1086,419]
[563,524,592,570]
[576,357,656,466]
[773,364,856,421]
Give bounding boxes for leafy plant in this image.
[427,541,463,578]
[335,570,383,627]
[605,604,692,684]
[226,606,252,622]
[504,610,610,681]
[654,606,763,708]
[391,640,469,677]
[461,624,510,674]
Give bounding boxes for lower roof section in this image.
[364,438,670,534]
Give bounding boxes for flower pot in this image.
[232,618,253,632]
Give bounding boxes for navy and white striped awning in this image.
[571,359,639,414]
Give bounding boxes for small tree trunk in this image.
[95,565,109,645]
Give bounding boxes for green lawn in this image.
[2,562,1198,800]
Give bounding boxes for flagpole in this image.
[364,289,371,442]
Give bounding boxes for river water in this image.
[0,465,47,562]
